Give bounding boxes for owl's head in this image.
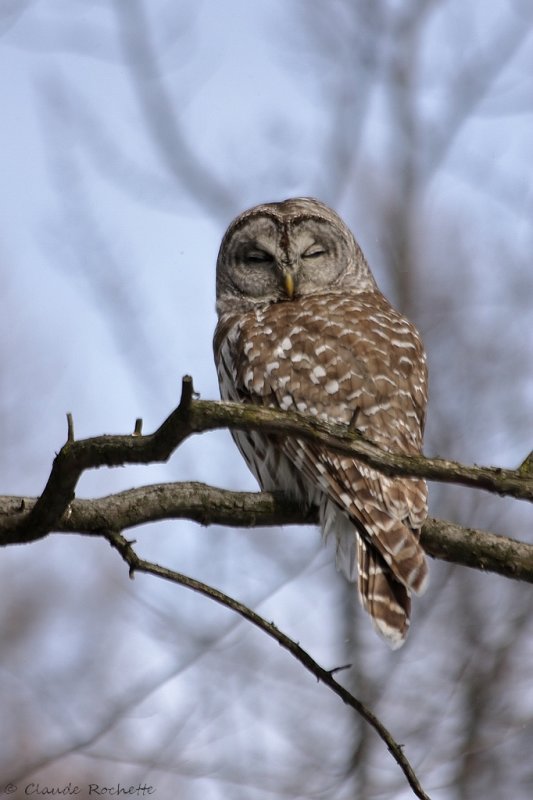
[215,197,377,315]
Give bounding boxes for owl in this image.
[213,197,428,647]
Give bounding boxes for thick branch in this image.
[4,378,196,544]
[2,380,529,800]
[186,400,533,502]
[2,377,533,544]
[1,484,532,585]
[105,531,431,800]
[2,376,532,547]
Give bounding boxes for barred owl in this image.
[213,198,428,647]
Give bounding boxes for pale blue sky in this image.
[2,3,533,797]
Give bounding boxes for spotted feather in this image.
[214,198,429,647]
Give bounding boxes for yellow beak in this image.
[283,272,295,299]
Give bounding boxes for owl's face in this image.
[216,197,376,315]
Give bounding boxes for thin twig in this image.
[66,412,75,443]
[105,530,432,800]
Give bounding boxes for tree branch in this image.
[1,377,531,553]
[104,530,431,800]
[1,485,532,585]
[3,376,531,800]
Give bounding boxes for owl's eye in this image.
[303,246,327,259]
[244,250,274,265]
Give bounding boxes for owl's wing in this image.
[281,424,428,648]
[215,294,428,646]
[281,437,428,588]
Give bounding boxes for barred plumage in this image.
[213,198,428,647]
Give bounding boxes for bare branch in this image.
[1,484,531,585]
[1,378,530,799]
[420,517,533,583]
[183,397,533,503]
[1,376,531,548]
[66,412,75,443]
[3,378,197,544]
[104,530,431,800]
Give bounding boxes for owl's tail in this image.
[322,501,427,649]
[356,537,412,648]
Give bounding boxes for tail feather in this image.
[322,499,425,648]
[355,503,428,595]
[357,536,411,649]
[283,440,428,647]
[316,453,428,596]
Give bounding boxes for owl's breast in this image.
[214,291,427,455]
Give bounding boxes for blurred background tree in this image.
[1,1,533,798]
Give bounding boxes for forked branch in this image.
[2,375,532,800]
[1,376,531,550]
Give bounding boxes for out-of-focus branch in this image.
[105,530,431,800]
[112,0,236,219]
[426,15,533,176]
[0,376,531,548]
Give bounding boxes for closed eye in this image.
[244,250,274,265]
[303,246,327,259]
